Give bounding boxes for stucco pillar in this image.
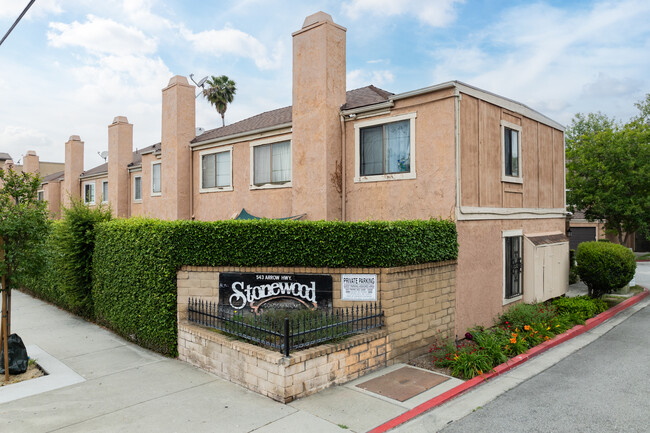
[108,116,133,217]
[63,135,84,208]
[22,150,39,174]
[291,12,346,220]
[161,75,195,220]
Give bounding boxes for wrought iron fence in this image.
[187,298,383,356]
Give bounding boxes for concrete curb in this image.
[368,288,650,433]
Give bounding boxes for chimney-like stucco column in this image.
[63,135,84,208]
[161,75,195,220]
[23,150,39,174]
[108,116,133,217]
[291,12,347,220]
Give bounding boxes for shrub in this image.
[576,241,636,297]
[92,217,458,356]
[497,303,557,330]
[552,296,608,321]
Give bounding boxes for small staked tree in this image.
[0,167,49,377]
[202,75,237,127]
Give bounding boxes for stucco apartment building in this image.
[38,12,568,333]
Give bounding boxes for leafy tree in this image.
[202,75,237,127]
[566,96,650,244]
[0,167,49,334]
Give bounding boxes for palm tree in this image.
[202,75,237,127]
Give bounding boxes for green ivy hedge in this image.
[91,218,458,356]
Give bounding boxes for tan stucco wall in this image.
[191,136,294,221]
[291,13,346,221]
[108,116,133,217]
[459,95,564,210]
[455,217,566,334]
[344,89,458,221]
[43,181,62,218]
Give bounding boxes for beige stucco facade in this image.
[34,11,569,337]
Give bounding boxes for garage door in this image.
[570,227,596,250]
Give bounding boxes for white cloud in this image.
[181,25,284,70]
[429,0,650,124]
[347,69,395,90]
[0,0,62,19]
[47,15,157,55]
[343,0,464,27]
[0,126,56,163]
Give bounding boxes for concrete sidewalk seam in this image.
[368,288,650,433]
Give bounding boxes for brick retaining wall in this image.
[177,262,455,402]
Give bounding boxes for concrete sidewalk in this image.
[2,262,648,432]
[0,291,459,433]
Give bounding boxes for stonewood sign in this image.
[218,272,333,312]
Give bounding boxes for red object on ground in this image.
[368,288,649,433]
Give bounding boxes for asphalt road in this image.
[439,302,650,433]
[438,261,650,433]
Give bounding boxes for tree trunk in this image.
[221,114,225,127]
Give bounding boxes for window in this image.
[200,147,232,191]
[251,139,291,187]
[133,176,142,202]
[502,120,522,182]
[83,182,95,205]
[354,112,416,182]
[37,190,44,201]
[102,180,108,203]
[503,231,523,301]
[151,162,161,195]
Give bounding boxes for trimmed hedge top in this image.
[97,217,458,268]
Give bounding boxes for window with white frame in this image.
[503,231,523,301]
[101,180,108,203]
[133,175,142,202]
[83,182,95,205]
[201,147,232,191]
[252,140,291,187]
[354,112,416,182]
[151,162,161,195]
[502,120,522,182]
[37,190,44,201]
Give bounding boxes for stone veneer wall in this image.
[177,261,456,402]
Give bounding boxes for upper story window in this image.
[502,120,522,183]
[101,180,108,203]
[250,136,291,189]
[83,182,95,205]
[37,190,44,201]
[200,146,233,192]
[151,161,161,196]
[133,176,142,202]
[354,112,417,183]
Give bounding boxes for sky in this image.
[1,0,649,169]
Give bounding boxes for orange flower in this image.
[524,325,531,331]
[510,337,517,344]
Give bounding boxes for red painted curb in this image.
[368,288,649,433]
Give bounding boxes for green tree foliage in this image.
[576,241,636,297]
[56,200,111,316]
[0,168,49,291]
[566,95,650,244]
[202,75,236,127]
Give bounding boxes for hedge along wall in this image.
[92,218,458,356]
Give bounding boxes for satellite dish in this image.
[190,73,209,88]
[98,151,108,162]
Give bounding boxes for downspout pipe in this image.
[340,114,347,221]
